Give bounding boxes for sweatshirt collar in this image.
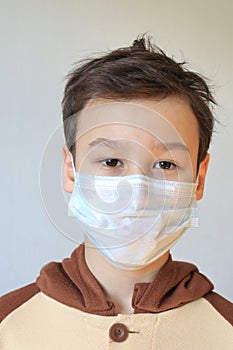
[36,244,213,316]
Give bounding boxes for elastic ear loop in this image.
[70,152,76,181]
[189,171,199,228]
[194,171,200,191]
[67,153,76,217]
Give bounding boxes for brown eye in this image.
[102,159,122,167]
[154,161,176,170]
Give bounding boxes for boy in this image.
[1,36,232,349]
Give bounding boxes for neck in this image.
[84,237,169,314]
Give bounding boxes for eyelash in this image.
[100,159,177,170]
[101,159,123,168]
[153,161,177,170]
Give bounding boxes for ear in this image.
[63,144,75,193]
[196,153,210,201]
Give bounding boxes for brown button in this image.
[109,323,129,342]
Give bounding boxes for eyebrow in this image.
[88,138,121,149]
[88,137,190,152]
[154,141,190,153]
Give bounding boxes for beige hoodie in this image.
[0,245,232,349]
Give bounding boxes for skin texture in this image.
[63,96,210,314]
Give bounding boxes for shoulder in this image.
[204,291,233,326]
[0,283,40,323]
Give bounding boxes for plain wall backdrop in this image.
[0,0,232,299]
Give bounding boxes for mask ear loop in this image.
[194,170,200,190]
[67,152,76,217]
[189,169,200,227]
[69,152,76,181]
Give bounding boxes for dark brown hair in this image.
[62,35,216,166]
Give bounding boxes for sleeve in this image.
[204,291,233,326]
[0,283,40,323]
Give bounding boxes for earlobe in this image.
[196,153,210,201]
[63,144,75,193]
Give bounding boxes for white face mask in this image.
[68,171,198,270]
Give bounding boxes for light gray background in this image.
[1,0,232,299]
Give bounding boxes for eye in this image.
[101,158,123,167]
[154,161,177,170]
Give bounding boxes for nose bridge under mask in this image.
[72,172,196,214]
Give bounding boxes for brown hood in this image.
[36,244,214,316]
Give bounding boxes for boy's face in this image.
[63,96,209,201]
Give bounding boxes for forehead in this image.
[75,97,199,152]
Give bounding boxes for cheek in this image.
[190,145,199,178]
[185,154,198,182]
[74,144,88,172]
[180,135,199,180]
[75,155,92,173]
[75,148,99,174]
